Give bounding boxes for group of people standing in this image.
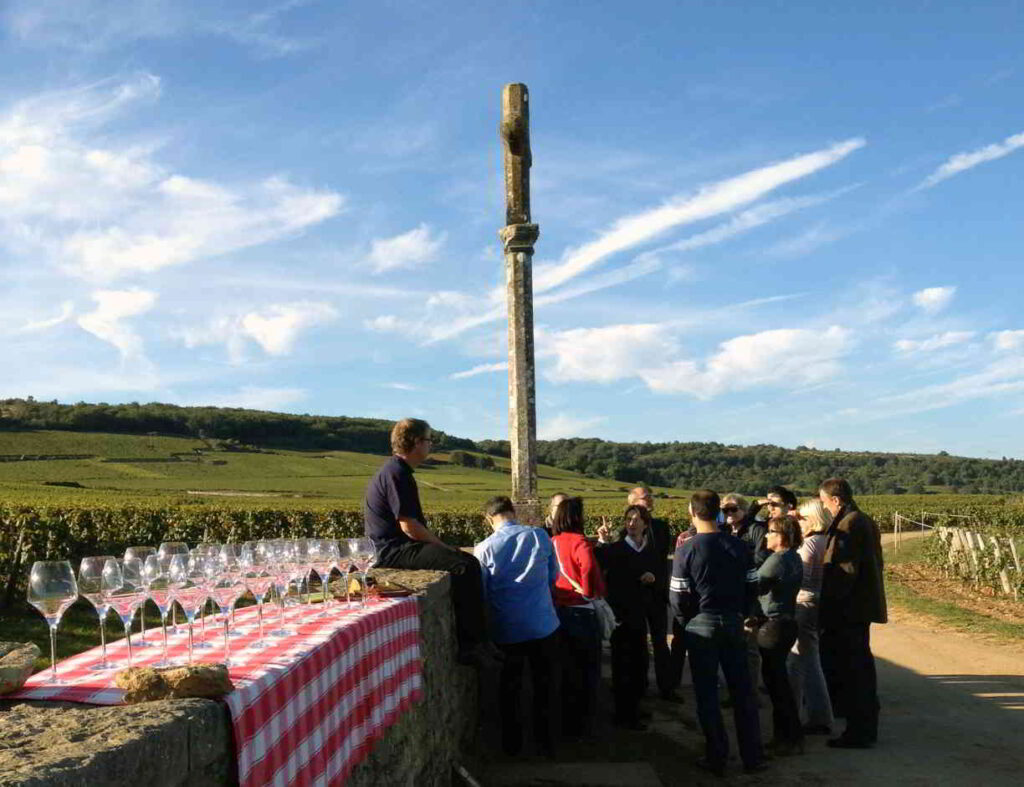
[363,418,887,775]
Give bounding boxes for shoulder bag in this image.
[554,543,618,640]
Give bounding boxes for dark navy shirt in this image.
[363,457,424,555]
[670,531,758,620]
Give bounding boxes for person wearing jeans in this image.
[671,490,766,777]
[756,514,805,756]
[474,496,561,756]
[787,499,834,734]
[551,496,605,738]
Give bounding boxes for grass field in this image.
[0,429,687,511]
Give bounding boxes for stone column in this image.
[500,83,540,525]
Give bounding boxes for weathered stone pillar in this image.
[500,83,540,525]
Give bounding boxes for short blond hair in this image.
[390,418,430,455]
[798,500,832,536]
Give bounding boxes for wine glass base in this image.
[193,640,214,650]
[247,640,268,650]
[87,662,112,672]
[133,640,154,648]
[267,628,294,637]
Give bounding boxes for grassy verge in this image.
[884,536,1024,644]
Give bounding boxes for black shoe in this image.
[770,739,805,756]
[695,757,726,777]
[827,735,872,749]
[802,723,832,736]
[659,689,685,704]
[612,718,648,731]
[743,760,770,774]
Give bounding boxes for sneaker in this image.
[695,757,726,777]
[802,723,832,736]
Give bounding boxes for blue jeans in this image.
[557,605,602,734]
[685,613,764,769]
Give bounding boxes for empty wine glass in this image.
[77,556,115,671]
[168,553,208,665]
[191,547,216,649]
[348,538,376,607]
[102,558,145,668]
[241,541,273,648]
[210,553,246,665]
[143,555,173,666]
[336,540,353,608]
[262,540,294,636]
[27,560,79,683]
[220,544,244,629]
[158,542,188,631]
[124,546,156,646]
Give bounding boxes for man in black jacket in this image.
[818,477,887,749]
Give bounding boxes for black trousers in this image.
[821,622,879,743]
[643,595,681,695]
[610,620,649,723]
[377,542,486,647]
[498,631,560,755]
[757,617,802,746]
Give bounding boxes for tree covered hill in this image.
[3,398,1022,495]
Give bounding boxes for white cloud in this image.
[202,386,307,411]
[368,223,446,274]
[894,331,975,354]
[533,138,865,294]
[450,362,508,380]
[76,288,157,360]
[912,286,956,313]
[991,330,1024,352]
[381,382,419,391]
[538,413,607,440]
[542,324,681,385]
[13,301,74,334]
[0,74,344,281]
[873,355,1024,417]
[918,130,1024,189]
[179,301,337,360]
[645,326,851,398]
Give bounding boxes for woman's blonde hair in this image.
[798,500,832,536]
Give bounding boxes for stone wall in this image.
[0,570,478,787]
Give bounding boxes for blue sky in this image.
[1,1,1022,458]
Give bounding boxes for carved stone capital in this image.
[499,223,540,253]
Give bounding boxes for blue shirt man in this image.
[474,495,561,756]
[474,506,560,644]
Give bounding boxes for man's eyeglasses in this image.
[767,501,785,508]
[722,506,740,515]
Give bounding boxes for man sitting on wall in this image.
[364,417,500,666]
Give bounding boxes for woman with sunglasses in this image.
[755,512,805,756]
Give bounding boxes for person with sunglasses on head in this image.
[364,418,499,667]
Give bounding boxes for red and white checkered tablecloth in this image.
[10,598,423,786]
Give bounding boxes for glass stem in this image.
[140,601,147,642]
[98,609,108,664]
[172,604,178,631]
[49,625,58,682]
[124,623,134,667]
[346,571,351,607]
[187,622,194,665]
[162,614,169,663]
[223,614,230,663]
[257,599,264,642]
[361,571,369,606]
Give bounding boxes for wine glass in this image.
[101,558,145,668]
[348,538,376,607]
[124,546,156,646]
[262,540,294,637]
[77,556,115,671]
[336,540,353,608]
[240,541,273,648]
[209,552,246,665]
[143,555,173,666]
[26,561,79,683]
[191,547,216,649]
[168,554,208,665]
[158,542,188,631]
[220,544,244,629]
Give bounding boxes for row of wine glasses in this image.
[26,537,377,681]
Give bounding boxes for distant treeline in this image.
[475,439,1024,496]
[3,398,1022,495]
[0,398,474,454]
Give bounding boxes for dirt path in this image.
[476,530,1024,786]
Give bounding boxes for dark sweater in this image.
[596,537,662,626]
